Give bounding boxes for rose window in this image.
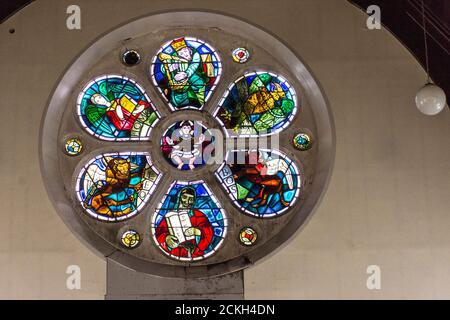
[41,12,334,278]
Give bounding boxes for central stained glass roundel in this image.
[160,120,215,171]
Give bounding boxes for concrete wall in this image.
[0,0,449,299]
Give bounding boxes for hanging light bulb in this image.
[415,0,447,115]
[416,83,447,115]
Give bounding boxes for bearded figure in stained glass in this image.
[81,155,156,218]
[154,186,215,259]
[217,73,296,136]
[153,38,220,110]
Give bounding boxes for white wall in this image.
[0,0,448,299]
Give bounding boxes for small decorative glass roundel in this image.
[122,49,141,66]
[160,120,215,171]
[293,133,312,151]
[232,47,250,63]
[239,227,257,246]
[121,230,141,248]
[65,138,83,156]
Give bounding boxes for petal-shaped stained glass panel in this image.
[215,149,301,217]
[76,152,162,222]
[77,75,160,141]
[151,37,222,111]
[151,180,227,261]
[214,72,297,137]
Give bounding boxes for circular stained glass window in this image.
[293,133,312,151]
[239,227,257,246]
[65,138,83,156]
[40,12,334,277]
[232,47,250,63]
[122,49,141,66]
[121,230,141,248]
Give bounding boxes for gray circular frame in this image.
[39,10,335,278]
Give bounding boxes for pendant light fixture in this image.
[415,0,447,116]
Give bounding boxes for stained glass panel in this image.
[77,75,160,141]
[214,72,297,137]
[293,133,312,151]
[215,149,301,217]
[121,230,141,248]
[160,120,215,171]
[76,152,161,222]
[65,138,83,156]
[232,47,250,63]
[151,180,227,261]
[239,227,257,246]
[151,37,222,110]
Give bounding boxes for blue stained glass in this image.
[215,72,297,137]
[216,150,301,218]
[215,211,223,220]
[151,180,227,261]
[151,37,222,111]
[76,153,161,222]
[160,120,215,171]
[77,76,160,141]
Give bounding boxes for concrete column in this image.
[105,259,244,300]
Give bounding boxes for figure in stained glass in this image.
[215,72,297,136]
[216,150,300,217]
[152,37,221,110]
[78,76,159,140]
[152,181,227,260]
[77,153,160,221]
[160,121,214,171]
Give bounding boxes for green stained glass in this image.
[216,150,301,218]
[151,37,222,111]
[214,72,297,137]
[76,153,162,222]
[293,133,312,151]
[236,184,250,200]
[78,75,160,141]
